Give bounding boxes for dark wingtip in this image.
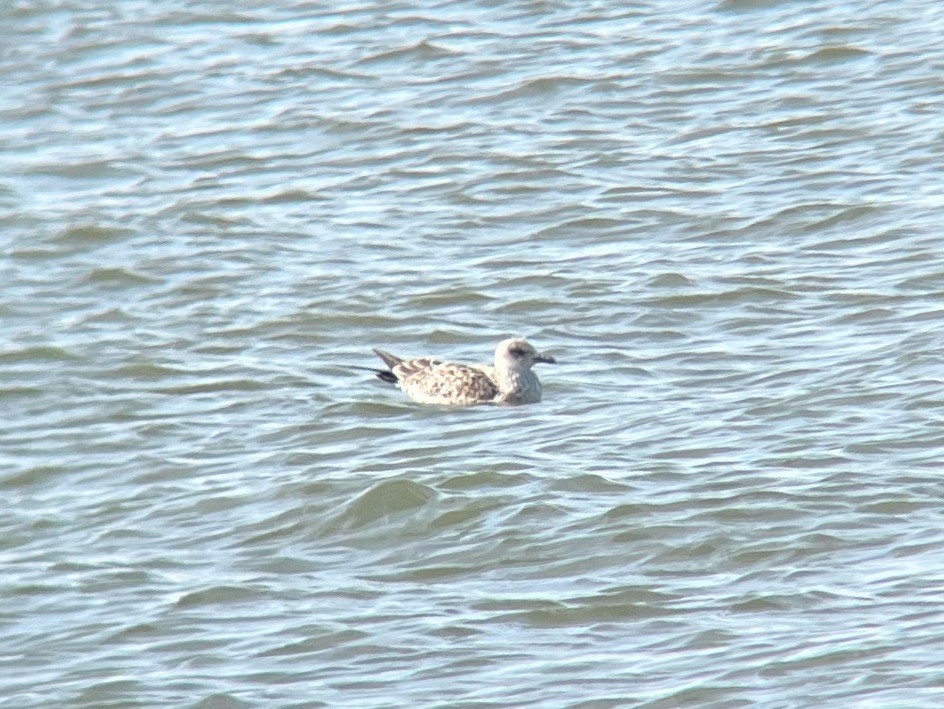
[376,370,398,384]
[369,349,402,385]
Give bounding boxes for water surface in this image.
[3,0,944,706]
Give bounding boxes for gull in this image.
[369,338,556,406]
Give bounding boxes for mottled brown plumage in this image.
[371,339,555,406]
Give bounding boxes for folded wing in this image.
[373,350,499,405]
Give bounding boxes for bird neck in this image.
[493,365,533,394]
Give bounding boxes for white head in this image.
[494,338,556,372]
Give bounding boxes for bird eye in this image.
[509,347,525,357]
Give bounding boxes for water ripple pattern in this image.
[2,0,944,706]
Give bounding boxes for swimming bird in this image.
[370,338,556,406]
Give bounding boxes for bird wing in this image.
[397,360,499,405]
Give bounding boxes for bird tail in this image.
[372,349,402,369]
[371,349,403,383]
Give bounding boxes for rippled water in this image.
[3,0,944,706]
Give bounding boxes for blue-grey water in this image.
[3,0,944,706]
